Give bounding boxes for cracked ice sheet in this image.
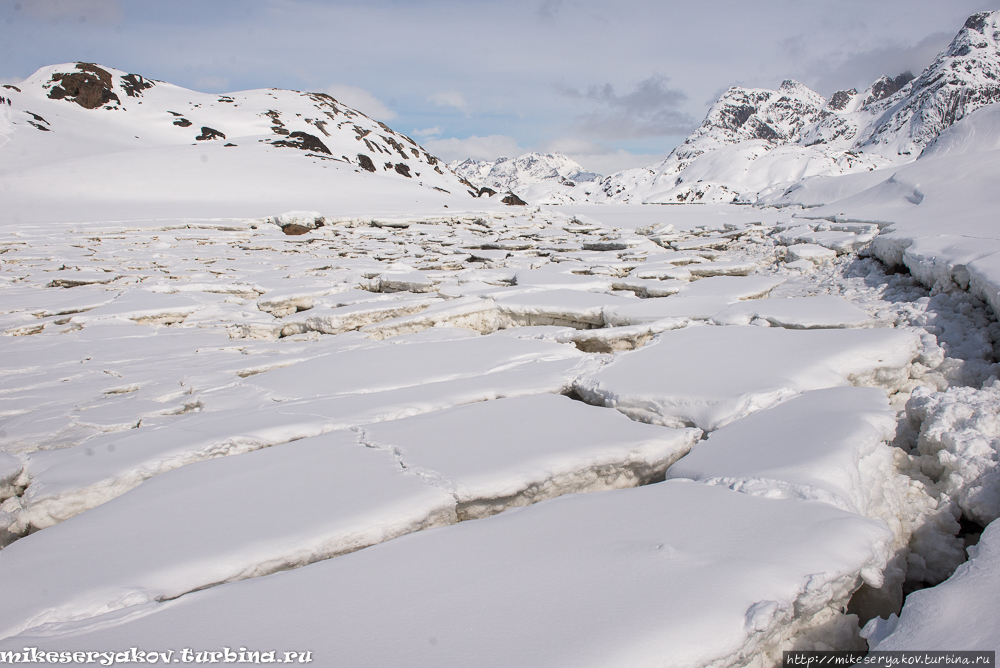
[0,431,456,640]
[244,334,586,400]
[574,325,920,431]
[362,393,700,518]
[10,341,594,533]
[662,386,965,591]
[602,275,787,326]
[3,481,892,668]
[868,519,1000,652]
[711,296,874,329]
[667,387,898,515]
[0,395,697,639]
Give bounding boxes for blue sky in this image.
[2,0,998,173]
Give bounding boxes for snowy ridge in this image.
[450,152,602,204]
[0,62,480,221]
[591,11,1000,205]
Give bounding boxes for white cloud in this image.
[559,75,696,140]
[194,76,230,93]
[325,84,396,120]
[427,91,467,110]
[411,126,442,138]
[422,134,525,162]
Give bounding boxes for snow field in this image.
[0,395,699,639]
[2,481,894,668]
[0,202,994,662]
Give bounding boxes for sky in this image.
[2,0,999,175]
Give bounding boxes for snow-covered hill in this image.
[450,152,601,204]
[593,10,1000,204]
[0,62,479,222]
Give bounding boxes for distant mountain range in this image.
[458,10,1000,206]
[450,153,601,204]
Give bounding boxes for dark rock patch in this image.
[2,85,20,92]
[747,118,781,142]
[271,131,331,154]
[865,72,914,106]
[24,111,50,131]
[394,163,412,177]
[311,119,330,136]
[502,192,528,206]
[281,224,312,236]
[47,63,120,110]
[196,127,226,141]
[720,104,756,130]
[173,118,192,127]
[120,73,154,97]
[265,110,289,135]
[224,143,236,147]
[478,187,497,198]
[828,89,857,111]
[357,154,376,172]
[964,11,990,32]
[382,135,410,160]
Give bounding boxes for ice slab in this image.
[575,325,920,431]
[361,296,499,339]
[494,289,627,328]
[0,431,456,639]
[4,481,892,667]
[69,290,206,325]
[247,335,584,400]
[687,259,759,277]
[277,295,439,337]
[668,387,898,514]
[7,337,591,536]
[786,244,837,265]
[363,393,700,519]
[664,386,962,594]
[675,275,785,300]
[711,296,873,329]
[603,296,733,324]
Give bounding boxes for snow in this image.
[0,62,487,223]
[905,381,1000,525]
[667,387,963,606]
[711,296,873,329]
[574,325,920,431]
[5,12,1000,660]
[1,481,893,667]
[0,430,455,639]
[867,520,1000,652]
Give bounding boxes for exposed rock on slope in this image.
[0,62,475,220]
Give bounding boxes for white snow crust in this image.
[1,481,893,667]
[6,12,1000,660]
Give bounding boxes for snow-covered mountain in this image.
[593,10,1000,204]
[450,152,601,204]
[0,62,477,222]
